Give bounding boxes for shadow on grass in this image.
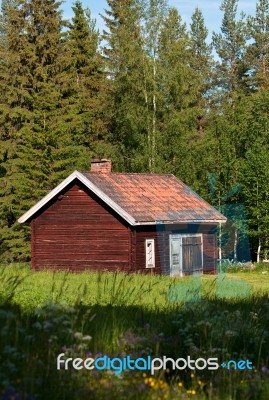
[0,293,269,399]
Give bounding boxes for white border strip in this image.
[18,171,136,225]
[136,219,226,225]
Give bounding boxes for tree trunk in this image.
[233,226,238,262]
[218,222,222,261]
[262,52,266,81]
[151,55,157,172]
[257,237,262,263]
[142,53,150,170]
[264,234,268,260]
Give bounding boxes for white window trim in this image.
[145,239,155,268]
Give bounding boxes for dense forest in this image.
[0,0,268,263]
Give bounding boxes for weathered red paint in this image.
[32,180,130,271]
[30,179,218,274]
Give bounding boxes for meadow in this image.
[0,263,269,399]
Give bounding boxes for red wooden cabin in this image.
[18,160,226,275]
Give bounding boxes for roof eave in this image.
[18,170,227,227]
[134,219,226,225]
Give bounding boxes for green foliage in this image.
[0,0,97,260]
[0,265,269,399]
[68,1,109,153]
[1,0,269,263]
[246,0,269,89]
[212,0,248,101]
[156,7,197,179]
[101,0,149,172]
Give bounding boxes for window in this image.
[146,239,155,268]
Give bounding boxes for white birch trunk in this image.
[233,227,238,262]
[151,55,156,171]
[218,222,222,262]
[142,53,150,170]
[257,237,261,263]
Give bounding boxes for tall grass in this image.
[0,264,269,399]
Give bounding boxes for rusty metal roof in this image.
[18,170,226,225]
[82,172,226,224]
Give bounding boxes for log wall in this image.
[31,180,130,271]
[134,224,217,275]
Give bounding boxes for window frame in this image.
[145,239,155,268]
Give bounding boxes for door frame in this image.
[169,233,203,276]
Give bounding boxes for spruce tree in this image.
[143,0,168,171]
[240,89,269,261]
[101,0,148,172]
[0,0,31,260]
[0,0,87,260]
[68,1,109,158]
[156,7,196,180]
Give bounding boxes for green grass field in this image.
[0,263,269,399]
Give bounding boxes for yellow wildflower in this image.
[186,389,196,395]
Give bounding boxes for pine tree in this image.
[0,0,19,42]
[246,0,269,89]
[101,0,148,172]
[212,0,247,105]
[187,9,215,196]
[189,7,213,133]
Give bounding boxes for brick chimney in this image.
[90,159,112,173]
